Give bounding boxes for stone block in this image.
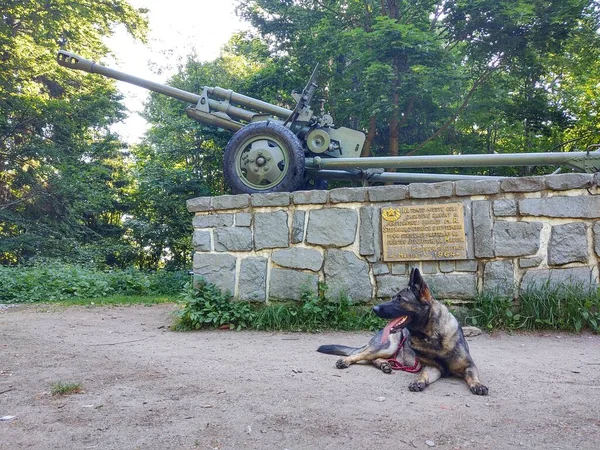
[254,211,289,250]
[324,249,372,302]
[367,185,408,202]
[192,230,211,252]
[409,182,453,199]
[548,223,588,265]
[594,222,600,257]
[193,253,236,294]
[212,194,250,210]
[306,208,358,247]
[500,177,545,193]
[519,196,600,219]
[455,180,500,196]
[272,248,324,272]
[427,273,478,300]
[251,192,290,207]
[472,201,494,258]
[519,257,543,269]
[373,263,389,276]
[439,261,455,273]
[455,260,478,272]
[238,257,267,302]
[545,173,594,191]
[291,211,305,244]
[422,262,438,274]
[391,263,407,275]
[235,212,252,227]
[214,227,252,252]
[269,268,319,301]
[493,221,543,257]
[329,187,367,203]
[192,213,234,228]
[187,196,211,212]
[291,190,328,205]
[483,260,514,297]
[493,199,517,217]
[376,274,409,298]
[520,267,598,293]
[359,207,381,256]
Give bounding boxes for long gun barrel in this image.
[57,50,293,131]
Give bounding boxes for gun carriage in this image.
[57,50,600,195]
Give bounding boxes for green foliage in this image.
[467,285,600,333]
[0,263,187,303]
[174,280,386,332]
[237,0,600,162]
[174,280,257,331]
[51,382,83,396]
[518,284,600,332]
[0,0,148,265]
[466,292,525,330]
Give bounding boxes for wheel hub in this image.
[240,140,286,187]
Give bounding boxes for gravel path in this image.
[1,304,599,450]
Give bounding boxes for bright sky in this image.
[105,0,248,143]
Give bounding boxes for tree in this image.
[0,0,147,265]
[237,0,600,164]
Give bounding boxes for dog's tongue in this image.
[380,316,408,344]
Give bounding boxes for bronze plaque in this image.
[381,203,467,261]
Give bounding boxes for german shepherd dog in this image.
[373,268,489,395]
[316,327,418,374]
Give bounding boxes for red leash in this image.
[387,333,422,373]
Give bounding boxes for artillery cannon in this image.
[57,50,600,194]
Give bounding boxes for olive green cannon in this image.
[57,50,600,194]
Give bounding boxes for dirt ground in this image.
[1,304,599,450]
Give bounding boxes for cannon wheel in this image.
[223,121,305,194]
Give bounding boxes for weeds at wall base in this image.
[467,283,600,333]
[176,279,600,334]
[173,281,386,332]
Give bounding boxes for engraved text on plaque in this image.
[381,203,467,261]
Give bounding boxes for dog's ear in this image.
[410,268,433,303]
[409,267,418,285]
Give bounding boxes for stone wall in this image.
[187,173,600,303]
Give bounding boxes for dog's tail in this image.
[316,344,359,356]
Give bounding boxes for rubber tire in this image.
[223,121,305,194]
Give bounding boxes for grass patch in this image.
[467,283,600,332]
[51,382,83,396]
[54,295,175,307]
[173,280,386,332]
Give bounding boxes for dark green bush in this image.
[174,280,257,331]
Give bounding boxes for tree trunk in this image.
[361,115,377,157]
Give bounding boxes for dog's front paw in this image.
[380,362,392,374]
[408,381,427,392]
[469,383,489,396]
[336,359,350,369]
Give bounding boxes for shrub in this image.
[174,280,256,331]
[174,280,386,332]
